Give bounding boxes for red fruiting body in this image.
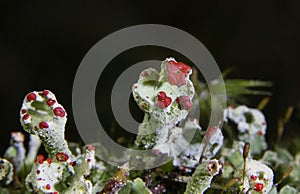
[258,130,264,136]
[35,155,44,164]
[166,60,192,86]
[39,121,49,129]
[1,165,5,169]
[157,91,167,100]
[22,114,30,120]
[86,145,95,150]
[56,152,69,162]
[46,158,52,164]
[47,99,56,106]
[53,192,58,194]
[53,107,66,117]
[254,183,264,192]
[27,92,37,101]
[37,170,40,174]
[42,90,49,96]
[156,91,172,109]
[176,95,192,110]
[46,184,51,190]
[163,97,172,106]
[205,126,218,139]
[168,60,191,74]
[70,161,76,166]
[87,159,91,163]
[21,109,26,114]
[250,175,258,181]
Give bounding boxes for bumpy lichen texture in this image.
[224,105,267,154]
[0,158,14,186]
[133,58,224,168]
[20,90,72,159]
[20,90,98,194]
[132,58,194,126]
[25,145,96,194]
[184,159,223,194]
[242,159,274,193]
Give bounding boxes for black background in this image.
[1,1,300,153]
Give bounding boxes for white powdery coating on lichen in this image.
[224,105,267,135]
[20,90,73,159]
[26,134,42,164]
[224,105,268,154]
[132,59,194,126]
[0,158,14,185]
[243,159,274,193]
[26,162,65,193]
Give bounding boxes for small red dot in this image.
[35,155,44,164]
[163,97,172,107]
[70,161,76,166]
[37,170,40,174]
[56,152,69,162]
[157,92,172,108]
[53,192,58,194]
[47,99,56,106]
[27,92,37,101]
[39,121,49,129]
[254,183,264,192]
[87,159,91,163]
[22,114,30,120]
[250,175,257,181]
[258,130,264,136]
[157,91,167,100]
[45,184,51,190]
[42,90,49,96]
[46,158,52,164]
[53,107,66,117]
[21,109,26,114]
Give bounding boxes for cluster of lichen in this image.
[0,58,299,194]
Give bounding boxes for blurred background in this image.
[0,1,300,154]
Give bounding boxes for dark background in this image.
[1,1,300,154]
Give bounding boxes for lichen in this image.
[20,90,100,194]
[20,90,73,159]
[133,58,223,168]
[184,159,223,194]
[0,158,14,186]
